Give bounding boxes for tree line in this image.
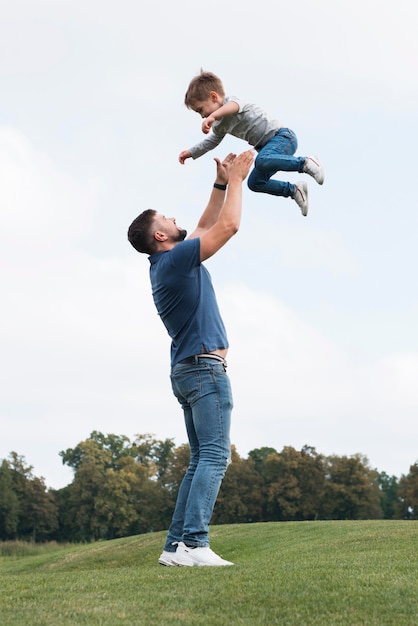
[1,431,417,543]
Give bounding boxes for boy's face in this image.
[192,91,223,118]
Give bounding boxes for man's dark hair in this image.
[127,209,158,255]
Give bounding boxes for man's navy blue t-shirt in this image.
[149,238,228,366]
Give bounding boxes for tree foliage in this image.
[0,434,414,543]
[0,453,58,541]
[397,462,418,519]
[0,460,19,539]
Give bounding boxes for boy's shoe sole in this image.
[303,156,325,185]
[293,181,309,216]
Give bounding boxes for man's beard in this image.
[172,228,187,242]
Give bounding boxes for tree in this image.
[161,443,190,500]
[264,446,326,521]
[0,459,19,540]
[62,439,122,541]
[397,462,418,519]
[321,454,383,520]
[213,446,264,524]
[132,434,176,483]
[59,433,176,540]
[19,476,58,541]
[94,457,149,538]
[60,431,133,472]
[7,452,58,541]
[248,447,278,473]
[377,471,399,519]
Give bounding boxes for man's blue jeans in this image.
[163,358,232,550]
[247,127,306,197]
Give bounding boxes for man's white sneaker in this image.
[172,541,233,567]
[158,550,178,566]
[292,181,309,216]
[303,156,324,185]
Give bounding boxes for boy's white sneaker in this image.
[303,156,324,185]
[158,550,178,566]
[292,181,309,216]
[172,541,234,567]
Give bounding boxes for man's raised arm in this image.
[196,149,254,262]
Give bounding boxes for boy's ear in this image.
[210,91,220,102]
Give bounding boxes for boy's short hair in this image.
[184,70,225,109]
[128,209,158,255]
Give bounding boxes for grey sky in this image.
[1,0,417,488]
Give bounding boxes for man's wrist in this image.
[213,183,227,190]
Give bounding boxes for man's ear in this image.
[154,230,167,243]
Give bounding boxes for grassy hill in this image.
[1,520,417,625]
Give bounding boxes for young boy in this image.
[179,70,324,217]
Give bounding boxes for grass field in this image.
[1,520,417,625]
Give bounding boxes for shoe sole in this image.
[172,556,233,567]
[308,156,324,185]
[295,181,308,216]
[158,557,178,566]
[172,554,198,566]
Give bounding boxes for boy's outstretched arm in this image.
[179,149,191,164]
[202,100,239,134]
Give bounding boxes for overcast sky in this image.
[1,0,417,489]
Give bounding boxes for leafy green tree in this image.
[396,462,418,519]
[127,471,173,535]
[246,446,279,520]
[60,432,133,473]
[377,471,399,519]
[264,446,326,521]
[94,457,149,538]
[161,443,190,500]
[6,452,58,541]
[62,439,122,540]
[19,476,58,541]
[132,434,176,483]
[0,459,19,539]
[248,447,278,473]
[51,485,74,542]
[321,454,383,520]
[213,446,264,524]
[59,433,176,540]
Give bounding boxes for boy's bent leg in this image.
[255,128,304,174]
[248,167,294,196]
[248,129,304,196]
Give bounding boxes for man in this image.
[127,149,254,566]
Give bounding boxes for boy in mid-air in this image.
[179,70,324,217]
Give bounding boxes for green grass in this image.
[1,521,417,625]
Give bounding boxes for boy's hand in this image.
[179,150,191,164]
[202,115,215,134]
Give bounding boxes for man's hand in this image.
[228,149,255,183]
[179,150,191,164]
[213,153,237,186]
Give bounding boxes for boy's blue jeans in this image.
[248,127,306,197]
[163,358,232,551]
